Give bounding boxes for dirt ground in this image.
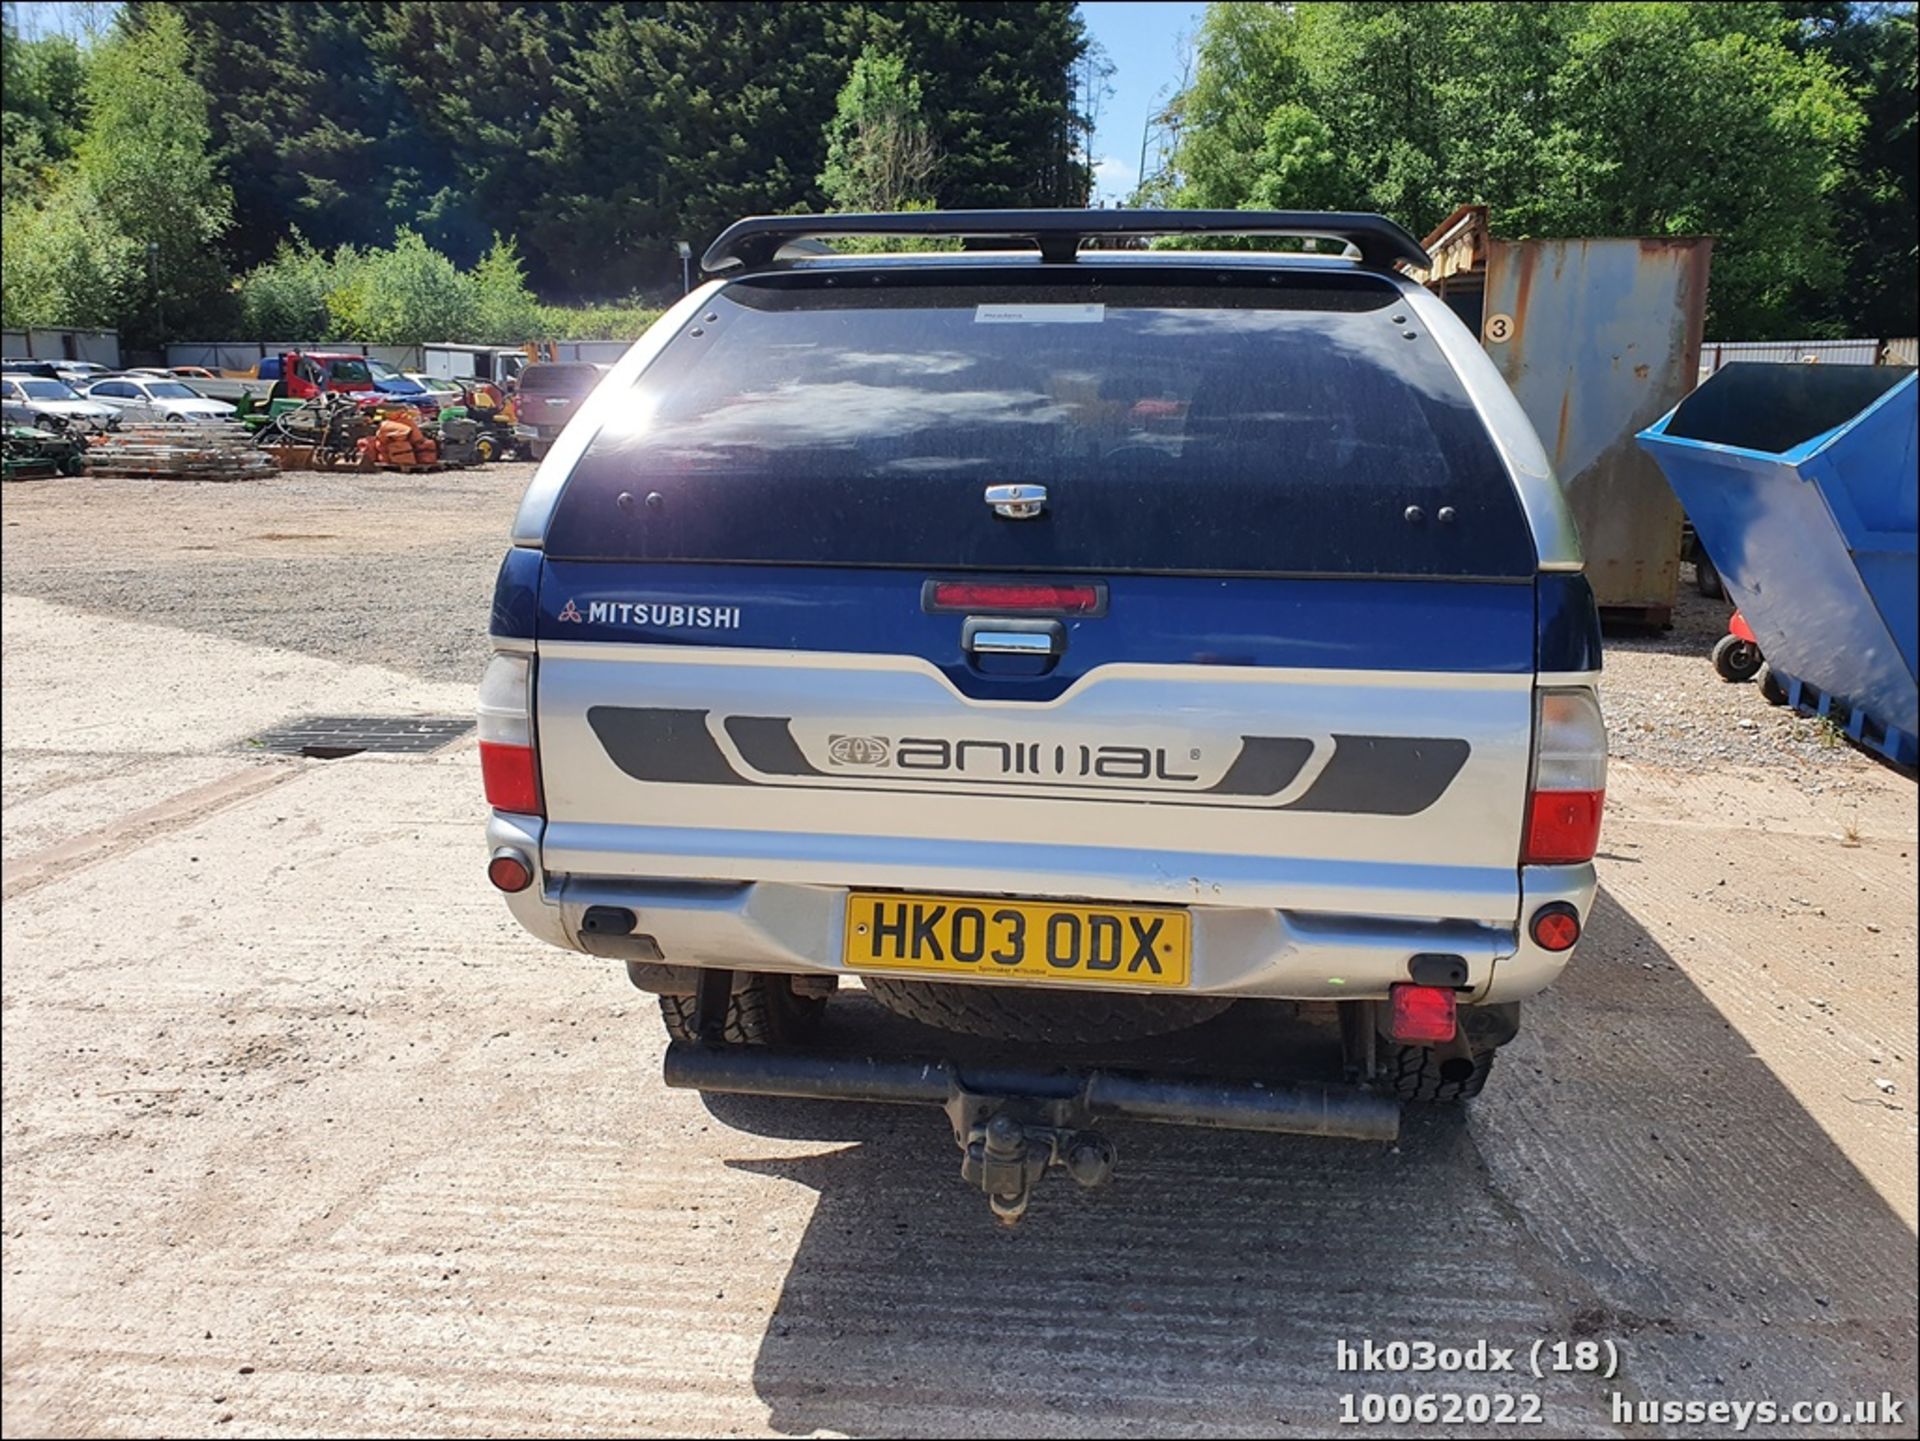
[2,468,1915,1438]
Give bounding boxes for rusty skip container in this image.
[1412,206,1712,624]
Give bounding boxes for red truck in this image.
[260,352,378,401]
[190,351,384,408]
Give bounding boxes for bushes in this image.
[232,230,660,343]
[535,302,663,340]
[1,175,137,329]
[1,10,234,341]
[235,236,334,338]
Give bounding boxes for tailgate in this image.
[533,566,1535,922]
[527,265,1541,924]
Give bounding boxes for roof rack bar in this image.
[701,209,1431,275]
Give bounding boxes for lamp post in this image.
[146,240,163,347]
[675,240,692,296]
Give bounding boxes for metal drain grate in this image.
[251,715,474,759]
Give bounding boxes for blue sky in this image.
[1080,1,1209,203]
[12,0,1204,203]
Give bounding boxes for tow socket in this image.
[663,1041,1399,1223]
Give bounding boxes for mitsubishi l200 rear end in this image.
[481,211,1604,1220]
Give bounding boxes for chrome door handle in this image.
[968,629,1057,655]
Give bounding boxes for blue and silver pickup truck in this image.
[480,211,1605,1220]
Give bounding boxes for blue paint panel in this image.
[1535,573,1603,674]
[537,561,1534,699]
[490,547,543,640]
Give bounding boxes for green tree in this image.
[236,234,338,338]
[867,1,1090,207]
[325,230,473,344]
[1539,3,1861,335]
[1164,1,1867,337]
[1,174,137,329]
[1784,2,1917,334]
[1244,104,1353,211]
[820,46,939,210]
[468,235,545,343]
[161,1,466,269]
[1,17,87,200]
[76,6,234,342]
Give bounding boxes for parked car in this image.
[51,360,117,387]
[85,374,237,424]
[479,209,1606,1220]
[511,361,608,458]
[403,372,466,408]
[363,359,443,414]
[2,373,118,431]
[168,365,218,380]
[2,358,66,380]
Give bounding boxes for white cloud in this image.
[1092,155,1141,203]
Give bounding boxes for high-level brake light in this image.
[927,581,1103,615]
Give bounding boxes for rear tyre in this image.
[862,976,1233,1044]
[1384,1044,1495,1103]
[1711,633,1763,682]
[658,973,827,1046]
[1756,663,1788,706]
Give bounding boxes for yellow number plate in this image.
[844,891,1190,987]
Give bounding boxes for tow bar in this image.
[663,1041,1400,1223]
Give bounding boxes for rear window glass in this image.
[546,269,1534,577]
[520,363,604,394]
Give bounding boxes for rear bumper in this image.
[489,812,1594,1003]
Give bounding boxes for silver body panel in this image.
[490,812,1593,1004]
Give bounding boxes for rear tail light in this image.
[478,652,542,815]
[1525,688,1606,864]
[926,581,1103,615]
[1388,983,1458,1044]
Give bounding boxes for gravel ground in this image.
[1601,563,1900,791]
[0,465,534,685]
[0,467,1904,790]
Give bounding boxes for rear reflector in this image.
[1524,788,1605,865]
[927,581,1103,615]
[488,848,534,893]
[480,740,542,814]
[1388,983,1458,1045]
[1530,902,1581,952]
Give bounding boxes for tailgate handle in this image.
[962,617,1065,656]
[971,631,1054,655]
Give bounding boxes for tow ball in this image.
[954,1108,1116,1225]
[665,969,1398,1222]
